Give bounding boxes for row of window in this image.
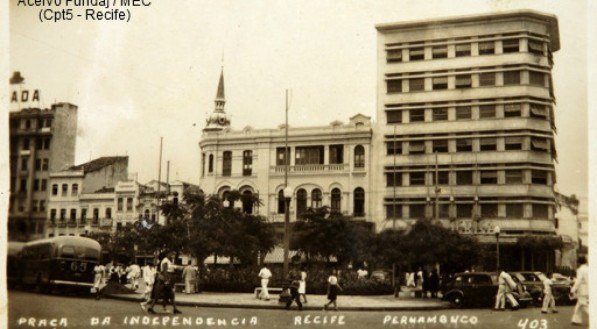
[202,145,367,177]
[386,102,551,123]
[10,138,52,155]
[385,169,551,186]
[386,136,552,155]
[277,187,366,217]
[8,197,46,213]
[51,183,79,197]
[15,156,50,172]
[50,207,111,222]
[10,177,49,193]
[386,36,546,63]
[385,202,552,220]
[31,200,47,212]
[386,69,549,94]
[10,117,53,130]
[117,197,134,212]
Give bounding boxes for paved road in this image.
[9,291,588,329]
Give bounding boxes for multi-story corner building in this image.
[199,69,374,239]
[8,72,78,241]
[46,155,195,237]
[47,156,129,236]
[373,11,560,270]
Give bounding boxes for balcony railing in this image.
[270,164,346,173]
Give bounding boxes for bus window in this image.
[60,246,76,259]
[84,248,100,261]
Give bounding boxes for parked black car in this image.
[510,272,572,305]
[441,272,532,308]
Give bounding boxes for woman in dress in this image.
[298,267,308,303]
[92,263,105,300]
[323,269,342,311]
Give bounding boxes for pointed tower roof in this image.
[204,66,230,132]
[216,68,225,100]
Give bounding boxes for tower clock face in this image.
[219,117,226,125]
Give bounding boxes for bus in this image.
[7,242,26,289]
[20,236,102,293]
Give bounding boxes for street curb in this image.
[104,294,451,312]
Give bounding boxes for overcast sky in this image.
[9,0,588,210]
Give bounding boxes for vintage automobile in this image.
[441,272,532,308]
[511,271,572,305]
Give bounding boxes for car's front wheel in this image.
[448,293,463,308]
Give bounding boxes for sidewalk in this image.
[105,286,449,311]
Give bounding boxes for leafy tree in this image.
[292,207,374,265]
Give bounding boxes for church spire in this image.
[215,67,225,101]
[204,66,230,132]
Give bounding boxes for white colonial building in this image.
[199,69,374,238]
[46,156,196,237]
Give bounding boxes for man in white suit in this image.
[570,256,588,326]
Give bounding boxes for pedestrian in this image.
[182,261,197,294]
[285,272,303,310]
[570,256,588,326]
[422,269,430,298]
[494,270,519,311]
[406,272,416,288]
[541,272,557,314]
[146,252,182,314]
[127,263,141,290]
[416,267,424,289]
[323,269,342,311]
[429,269,440,298]
[298,267,308,303]
[140,260,157,311]
[357,267,368,280]
[258,265,272,301]
[92,262,105,300]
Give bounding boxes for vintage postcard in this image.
[2,0,593,328]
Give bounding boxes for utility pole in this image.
[434,152,439,220]
[283,89,291,278]
[156,137,163,223]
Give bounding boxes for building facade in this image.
[46,155,194,237]
[554,192,580,269]
[373,11,560,270]
[199,70,374,240]
[47,157,129,237]
[8,72,78,241]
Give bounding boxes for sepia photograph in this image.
[2,0,593,328]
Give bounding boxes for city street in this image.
[9,291,587,328]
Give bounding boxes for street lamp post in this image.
[283,186,293,277]
[494,226,501,271]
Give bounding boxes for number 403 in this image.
[518,318,548,329]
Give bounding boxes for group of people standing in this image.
[258,265,342,311]
[404,268,440,298]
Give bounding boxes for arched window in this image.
[353,187,365,217]
[331,188,341,213]
[296,189,307,217]
[222,151,232,176]
[242,190,253,214]
[311,189,322,208]
[208,154,214,173]
[354,145,365,168]
[277,190,285,214]
[222,190,230,206]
